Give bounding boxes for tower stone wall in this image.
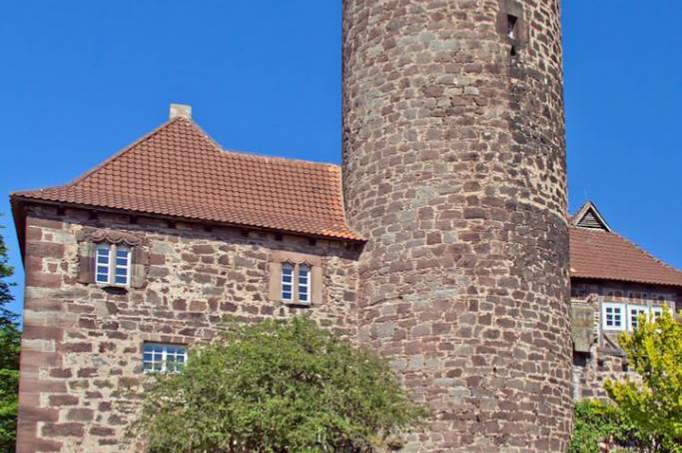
[342,0,572,451]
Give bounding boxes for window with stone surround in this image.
[143,343,187,373]
[77,228,148,288]
[269,251,322,306]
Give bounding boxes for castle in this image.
[10,1,682,452]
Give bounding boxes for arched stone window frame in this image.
[76,228,148,289]
[269,251,322,306]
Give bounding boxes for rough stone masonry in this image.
[342,0,572,451]
[13,0,576,452]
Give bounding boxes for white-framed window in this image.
[279,262,313,305]
[281,263,294,302]
[298,265,310,304]
[114,246,131,285]
[95,244,111,284]
[604,303,668,332]
[602,303,625,331]
[651,306,663,322]
[628,305,648,331]
[94,243,131,286]
[143,343,187,373]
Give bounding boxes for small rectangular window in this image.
[143,343,187,373]
[602,303,625,331]
[628,305,647,331]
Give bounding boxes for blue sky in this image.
[1,1,680,317]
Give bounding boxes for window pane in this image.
[96,245,110,283]
[298,265,310,303]
[282,263,295,301]
[116,249,129,258]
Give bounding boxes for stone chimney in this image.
[169,103,192,120]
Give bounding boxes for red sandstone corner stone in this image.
[26,272,61,288]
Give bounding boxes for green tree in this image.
[605,308,682,452]
[570,400,647,453]
[0,220,20,452]
[133,317,426,453]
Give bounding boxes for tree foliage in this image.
[0,220,20,452]
[569,400,648,453]
[133,317,426,452]
[604,309,682,452]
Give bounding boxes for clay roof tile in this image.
[569,227,682,287]
[12,117,361,241]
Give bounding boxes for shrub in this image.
[569,400,645,453]
[133,317,426,452]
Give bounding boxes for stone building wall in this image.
[341,0,572,451]
[571,280,680,400]
[16,204,360,453]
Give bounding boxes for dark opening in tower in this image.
[508,14,519,56]
[507,14,518,39]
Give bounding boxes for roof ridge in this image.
[220,147,341,170]
[179,115,341,169]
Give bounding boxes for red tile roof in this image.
[12,118,361,241]
[11,116,682,288]
[570,227,682,287]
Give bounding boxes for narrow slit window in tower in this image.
[507,14,518,39]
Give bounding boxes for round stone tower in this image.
[342,0,572,451]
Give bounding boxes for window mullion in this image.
[293,263,299,303]
[109,244,116,285]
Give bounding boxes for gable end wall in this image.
[16,204,360,452]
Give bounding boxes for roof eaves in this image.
[9,195,365,244]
